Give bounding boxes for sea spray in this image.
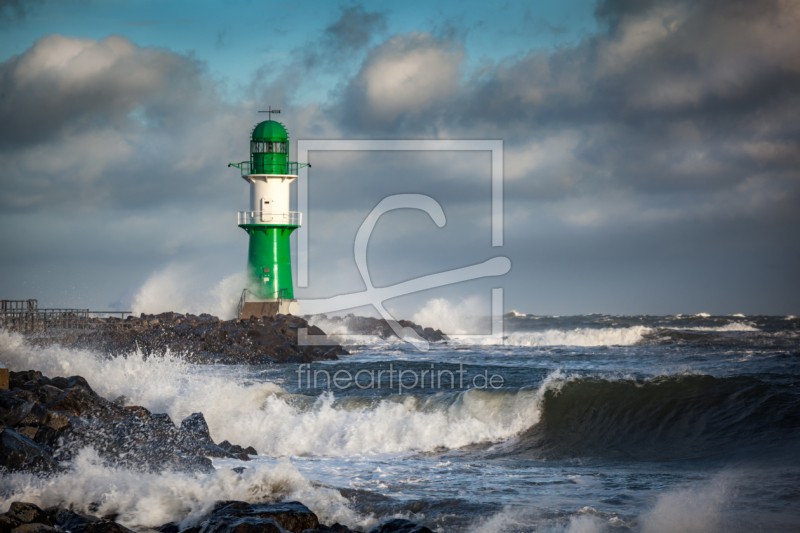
[0,448,370,530]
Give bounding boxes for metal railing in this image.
[228,161,310,176]
[238,211,302,226]
[2,299,38,312]
[0,309,90,333]
[1,300,131,334]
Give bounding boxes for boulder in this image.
[47,508,98,532]
[6,503,52,526]
[49,376,94,395]
[81,520,136,533]
[6,402,48,427]
[1,517,21,533]
[180,413,213,443]
[367,520,433,533]
[208,502,318,533]
[11,524,58,533]
[0,429,56,472]
[200,517,289,533]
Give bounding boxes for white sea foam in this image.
[131,263,245,319]
[411,297,486,334]
[678,322,759,333]
[694,313,712,318]
[447,326,653,347]
[0,331,544,458]
[0,449,369,530]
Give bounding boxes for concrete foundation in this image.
[239,299,300,320]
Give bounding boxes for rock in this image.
[244,446,257,456]
[81,520,136,533]
[33,426,59,446]
[208,502,319,533]
[367,520,433,533]
[46,413,72,432]
[180,413,213,443]
[46,390,95,417]
[11,524,59,533]
[47,508,98,532]
[199,517,289,533]
[49,376,94,395]
[6,402,49,427]
[19,427,37,439]
[1,517,21,533]
[6,503,53,526]
[327,525,357,533]
[0,429,56,472]
[9,371,42,390]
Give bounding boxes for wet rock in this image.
[11,524,58,533]
[0,429,56,472]
[180,413,213,443]
[200,517,289,533]
[49,376,94,395]
[47,508,98,532]
[9,371,42,390]
[46,390,96,417]
[208,502,318,533]
[1,516,21,533]
[33,425,59,446]
[367,520,433,533]
[6,503,53,527]
[6,402,49,427]
[81,520,136,533]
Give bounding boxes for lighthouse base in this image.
[238,299,300,320]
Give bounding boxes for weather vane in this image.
[258,106,280,120]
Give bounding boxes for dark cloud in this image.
[297,4,387,71]
[0,0,43,22]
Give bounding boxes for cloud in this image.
[0,0,43,22]
[338,33,464,130]
[1,0,798,314]
[0,34,254,213]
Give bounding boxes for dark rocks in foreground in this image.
[1,501,433,533]
[0,370,256,474]
[30,313,348,365]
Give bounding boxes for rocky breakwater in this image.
[0,369,257,474]
[42,313,348,365]
[0,501,435,533]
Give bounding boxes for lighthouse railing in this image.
[238,211,302,226]
[228,161,310,176]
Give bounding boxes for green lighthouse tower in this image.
[229,110,308,318]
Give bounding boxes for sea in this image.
[1,313,799,532]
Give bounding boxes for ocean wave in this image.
[496,373,800,461]
[501,326,652,347]
[0,331,541,457]
[4,331,797,465]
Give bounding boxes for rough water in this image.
[2,313,799,532]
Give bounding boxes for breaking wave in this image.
[496,373,800,461]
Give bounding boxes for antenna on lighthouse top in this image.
[258,106,281,120]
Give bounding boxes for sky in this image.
[0,0,798,321]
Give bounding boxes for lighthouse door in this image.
[260,197,274,222]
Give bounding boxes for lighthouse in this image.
[229,109,308,319]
